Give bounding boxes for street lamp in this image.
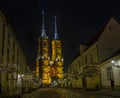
[111,60,120,67]
[17,74,24,97]
[21,74,24,95]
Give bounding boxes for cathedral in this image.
[36,11,64,87]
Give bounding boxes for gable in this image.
[98,17,120,62]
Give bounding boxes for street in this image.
[22,88,119,98]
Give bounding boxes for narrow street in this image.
[0,1,120,98]
[22,88,120,98]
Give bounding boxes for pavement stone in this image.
[20,88,120,98]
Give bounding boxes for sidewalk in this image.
[69,88,120,97]
[93,90,120,97]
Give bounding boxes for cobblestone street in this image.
[22,88,120,98]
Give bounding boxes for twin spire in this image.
[41,11,46,37]
[54,16,59,40]
[41,11,59,39]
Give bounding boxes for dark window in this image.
[17,60,19,65]
[85,56,87,65]
[90,54,93,64]
[107,67,113,80]
[43,40,47,46]
[17,48,19,56]
[2,24,5,60]
[79,61,81,68]
[17,48,19,65]
[13,42,15,52]
[7,48,10,62]
[12,55,14,64]
[43,48,47,53]
[8,33,10,48]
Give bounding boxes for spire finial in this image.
[54,16,59,39]
[55,16,57,34]
[41,10,46,37]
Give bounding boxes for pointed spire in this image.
[54,16,59,40]
[41,11,46,37]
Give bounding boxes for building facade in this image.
[0,10,32,96]
[67,43,100,89]
[66,17,120,90]
[36,12,64,87]
[101,52,120,90]
[98,18,120,90]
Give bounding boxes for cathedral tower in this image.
[36,11,51,86]
[51,16,64,79]
[36,12,64,87]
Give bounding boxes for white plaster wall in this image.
[101,64,111,87]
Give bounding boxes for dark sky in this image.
[0,0,120,70]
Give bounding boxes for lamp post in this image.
[17,74,24,97]
[21,74,24,96]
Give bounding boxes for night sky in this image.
[0,0,120,70]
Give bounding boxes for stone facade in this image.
[0,10,32,96]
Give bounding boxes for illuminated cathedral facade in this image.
[36,11,64,86]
